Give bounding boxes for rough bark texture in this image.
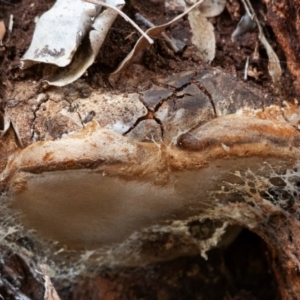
[265,0,300,95]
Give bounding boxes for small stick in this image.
[135,13,179,53]
[8,14,13,33]
[244,56,249,81]
[6,14,13,42]
[84,0,154,44]
[240,0,282,90]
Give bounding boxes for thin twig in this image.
[83,0,154,44]
[244,56,249,81]
[135,13,179,53]
[241,0,260,33]
[6,14,13,42]
[240,0,282,90]
[8,14,13,32]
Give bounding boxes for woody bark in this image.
[265,0,300,94]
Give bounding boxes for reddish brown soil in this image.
[0,0,291,299]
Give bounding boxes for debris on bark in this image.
[241,0,282,92]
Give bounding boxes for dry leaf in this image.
[187,0,227,63]
[165,0,186,13]
[109,0,204,84]
[188,9,215,63]
[46,0,125,86]
[21,0,100,68]
[199,0,226,17]
[231,13,256,42]
[259,32,282,90]
[21,0,126,86]
[240,0,282,91]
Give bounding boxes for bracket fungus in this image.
[3,0,300,297]
[1,68,300,300]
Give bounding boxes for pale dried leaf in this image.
[86,0,152,44]
[109,0,204,84]
[199,0,226,17]
[188,9,215,63]
[165,0,186,13]
[231,13,256,42]
[241,0,282,91]
[259,32,282,90]
[21,0,100,68]
[46,0,125,86]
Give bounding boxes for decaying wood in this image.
[1,66,300,298]
[2,0,300,299]
[264,0,300,95]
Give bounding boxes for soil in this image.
[0,0,293,299]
